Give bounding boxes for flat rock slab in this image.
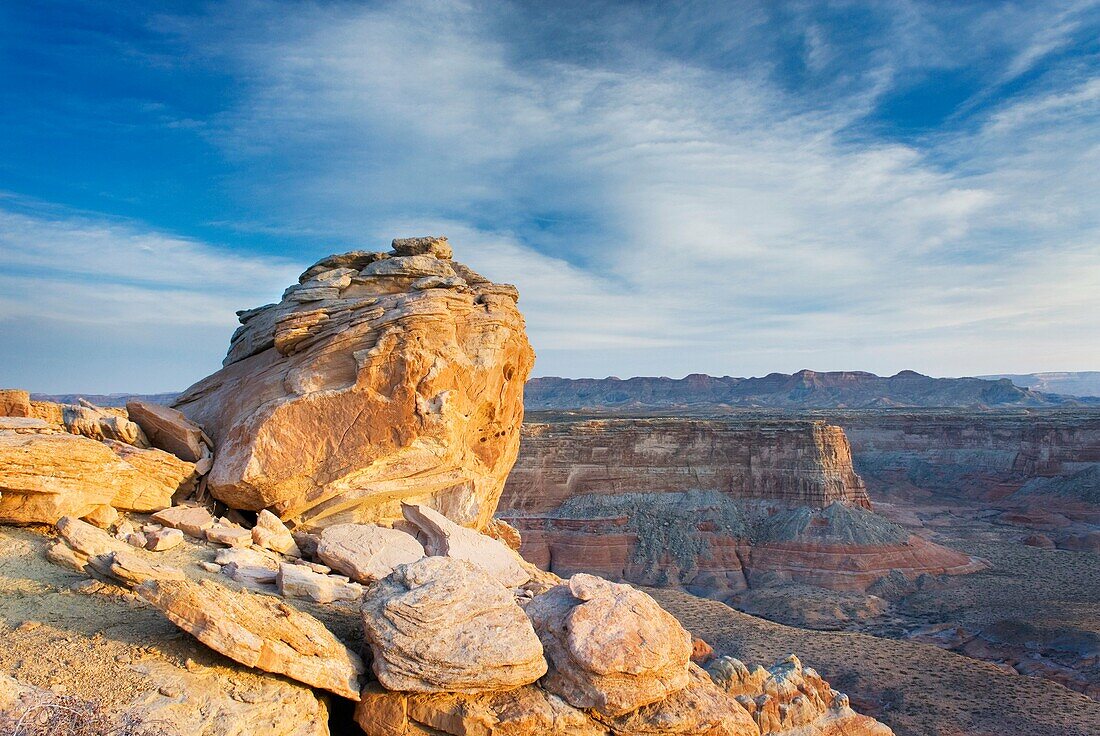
[126,399,208,462]
[137,577,365,700]
[402,502,529,587]
[316,522,424,583]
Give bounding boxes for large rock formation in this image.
[173,237,534,530]
[500,418,984,597]
[839,409,1100,549]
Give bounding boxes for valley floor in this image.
[650,585,1100,736]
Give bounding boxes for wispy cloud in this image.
[0,198,299,390]
[177,0,1100,377]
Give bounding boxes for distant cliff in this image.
[504,418,871,512]
[498,417,983,597]
[525,370,1092,411]
[978,371,1100,398]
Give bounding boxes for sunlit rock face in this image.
[175,237,534,531]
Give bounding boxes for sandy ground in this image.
[0,522,351,734]
[650,585,1100,736]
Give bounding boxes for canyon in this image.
[497,407,1100,710]
[498,418,983,600]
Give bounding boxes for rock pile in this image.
[0,396,212,525]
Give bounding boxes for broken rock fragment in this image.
[137,577,365,700]
[315,522,424,583]
[402,502,529,587]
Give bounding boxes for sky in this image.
[1,0,1098,392]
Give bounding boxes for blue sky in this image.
[1,0,1098,392]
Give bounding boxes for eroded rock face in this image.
[0,432,181,524]
[354,682,609,736]
[0,389,31,417]
[361,556,546,693]
[527,573,693,717]
[506,419,870,513]
[137,577,365,700]
[501,418,985,597]
[173,238,534,530]
[709,654,893,736]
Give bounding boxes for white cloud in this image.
[0,200,300,390]
[178,0,1100,378]
[7,1,1099,388]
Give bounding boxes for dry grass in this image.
[4,693,171,736]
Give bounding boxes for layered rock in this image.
[501,418,984,596]
[526,573,694,717]
[360,556,546,692]
[708,655,892,736]
[137,577,365,699]
[173,237,534,530]
[505,419,870,512]
[841,410,1100,535]
[0,432,187,524]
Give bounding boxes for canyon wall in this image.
[835,409,1100,548]
[498,417,982,597]
[504,418,871,512]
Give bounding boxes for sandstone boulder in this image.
[252,508,301,556]
[126,399,210,462]
[0,389,30,417]
[62,401,149,447]
[152,504,216,538]
[594,663,758,736]
[145,527,184,551]
[172,240,534,531]
[104,440,198,502]
[138,577,365,699]
[402,502,529,587]
[277,562,363,604]
[355,682,609,736]
[361,556,546,692]
[315,522,424,583]
[0,433,176,524]
[392,235,454,259]
[526,573,693,717]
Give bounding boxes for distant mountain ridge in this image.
[525,370,1097,411]
[29,369,1100,412]
[978,371,1100,399]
